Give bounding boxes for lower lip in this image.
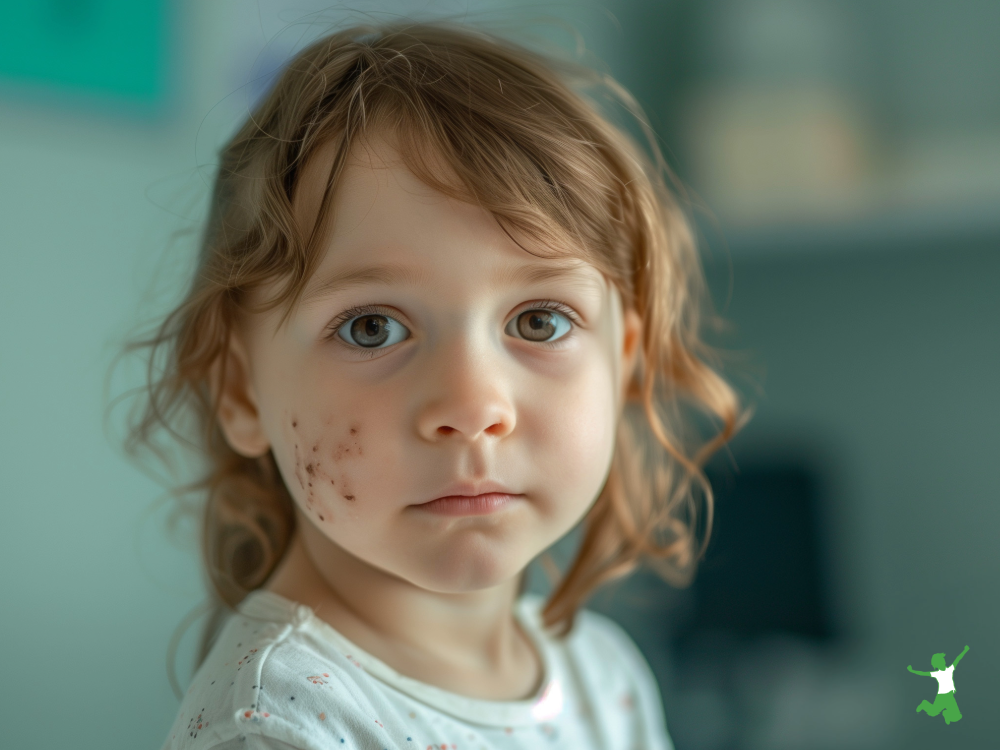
[413,493,520,516]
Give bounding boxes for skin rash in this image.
[214,133,642,701]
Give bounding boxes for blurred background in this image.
[1,1,997,748]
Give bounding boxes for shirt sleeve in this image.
[209,738,309,750]
[583,613,675,750]
[614,628,674,750]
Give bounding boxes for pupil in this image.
[518,310,555,341]
[350,315,389,347]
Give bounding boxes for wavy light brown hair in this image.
[121,20,746,669]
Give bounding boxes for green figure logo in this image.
[907,645,969,725]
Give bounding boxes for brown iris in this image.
[516,310,557,341]
[349,315,390,347]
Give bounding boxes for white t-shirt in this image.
[931,664,956,694]
[160,590,674,750]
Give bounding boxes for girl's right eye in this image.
[335,310,410,349]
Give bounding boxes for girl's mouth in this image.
[412,492,521,516]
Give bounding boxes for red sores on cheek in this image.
[287,414,366,523]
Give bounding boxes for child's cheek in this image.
[280,411,367,526]
[529,361,618,511]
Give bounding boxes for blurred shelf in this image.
[700,197,1000,260]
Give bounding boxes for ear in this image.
[211,331,271,458]
[620,306,643,402]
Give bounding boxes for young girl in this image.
[130,19,743,750]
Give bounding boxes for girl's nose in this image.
[414,331,516,443]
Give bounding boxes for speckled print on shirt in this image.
[159,592,674,750]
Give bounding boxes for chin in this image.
[413,544,530,593]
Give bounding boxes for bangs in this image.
[235,23,640,320]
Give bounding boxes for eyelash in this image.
[324,303,399,359]
[515,300,582,348]
[324,299,582,355]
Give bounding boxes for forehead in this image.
[293,134,608,303]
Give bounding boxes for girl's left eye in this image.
[505,306,574,343]
[336,311,410,349]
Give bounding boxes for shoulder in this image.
[519,594,673,750]
[520,593,657,687]
[576,605,664,707]
[573,606,648,661]
[159,593,381,750]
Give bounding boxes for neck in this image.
[262,508,541,699]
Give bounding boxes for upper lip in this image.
[421,480,520,504]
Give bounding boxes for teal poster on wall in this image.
[0,0,169,101]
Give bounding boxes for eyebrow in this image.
[301,262,427,304]
[492,260,602,292]
[300,258,602,304]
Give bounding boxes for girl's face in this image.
[219,134,641,593]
